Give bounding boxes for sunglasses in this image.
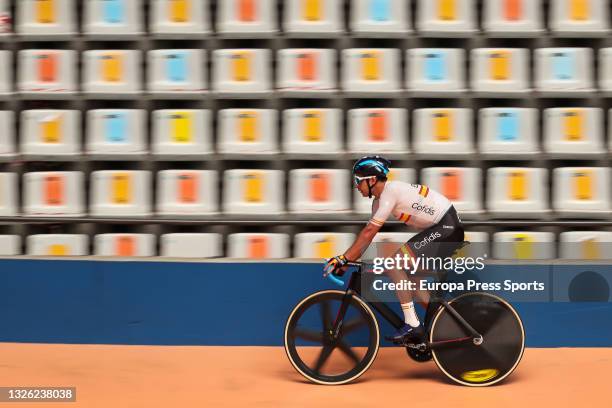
[353,175,377,186]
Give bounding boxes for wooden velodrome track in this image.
[0,343,609,407]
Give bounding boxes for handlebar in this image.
[325,261,364,286]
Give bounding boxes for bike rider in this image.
[323,156,465,344]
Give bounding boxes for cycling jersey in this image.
[369,181,452,230]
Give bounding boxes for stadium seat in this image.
[416,0,477,36]
[17,50,77,94]
[212,49,271,94]
[482,0,544,36]
[493,231,555,260]
[160,233,222,258]
[347,108,409,153]
[406,48,466,95]
[487,167,550,218]
[294,233,356,258]
[217,109,278,154]
[535,48,594,94]
[277,49,336,94]
[223,170,284,214]
[94,234,155,257]
[559,231,612,259]
[552,167,611,217]
[421,167,483,216]
[599,48,612,92]
[543,108,605,155]
[350,0,411,35]
[610,110,612,152]
[86,109,147,156]
[0,111,16,157]
[549,0,610,36]
[289,169,351,213]
[479,108,539,157]
[22,171,84,217]
[150,0,210,36]
[341,48,401,95]
[147,49,206,95]
[16,0,76,37]
[0,235,21,256]
[156,170,219,216]
[227,233,289,258]
[282,108,342,154]
[83,0,143,37]
[82,50,142,95]
[283,0,343,35]
[151,109,213,156]
[0,51,11,95]
[217,0,277,35]
[412,108,475,156]
[354,168,416,214]
[26,234,88,256]
[20,110,80,156]
[90,171,152,217]
[470,48,530,94]
[0,172,17,216]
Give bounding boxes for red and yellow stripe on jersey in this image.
[399,243,415,259]
[418,185,430,197]
[369,218,384,227]
[398,212,412,224]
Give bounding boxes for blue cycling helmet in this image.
[352,156,391,198]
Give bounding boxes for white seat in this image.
[282,108,342,154]
[23,171,84,216]
[147,49,206,95]
[0,172,17,216]
[535,48,594,94]
[156,170,218,216]
[223,169,284,214]
[289,169,350,213]
[27,234,88,256]
[486,167,550,218]
[354,168,416,214]
[160,233,222,258]
[151,109,213,156]
[458,231,489,259]
[0,111,16,156]
[412,108,475,156]
[482,0,544,36]
[150,0,210,36]
[470,48,530,94]
[86,109,147,156]
[552,167,611,217]
[598,48,612,92]
[406,48,466,95]
[212,49,271,94]
[342,48,401,95]
[0,51,11,94]
[350,0,411,35]
[550,0,610,36]
[416,0,477,36]
[94,234,155,257]
[347,108,409,153]
[218,109,278,154]
[294,233,356,258]
[16,0,76,37]
[543,108,605,155]
[90,170,152,217]
[421,167,483,216]
[609,109,612,152]
[17,50,77,94]
[82,50,142,94]
[277,49,336,93]
[479,108,540,157]
[0,235,21,256]
[493,231,555,260]
[83,0,143,37]
[217,0,277,35]
[283,0,343,35]
[559,231,612,259]
[20,110,80,156]
[227,233,289,259]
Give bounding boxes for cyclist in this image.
[323,156,465,344]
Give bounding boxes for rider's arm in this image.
[343,222,382,261]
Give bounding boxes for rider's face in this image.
[356,179,370,197]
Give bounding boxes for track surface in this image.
[0,344,609,407]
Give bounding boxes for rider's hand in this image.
[323,255,349,277]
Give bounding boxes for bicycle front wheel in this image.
[284,290,379,385]
[430,292,525,387]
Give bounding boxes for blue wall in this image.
[0,259,610,347]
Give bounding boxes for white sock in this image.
[401,302,420,328]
